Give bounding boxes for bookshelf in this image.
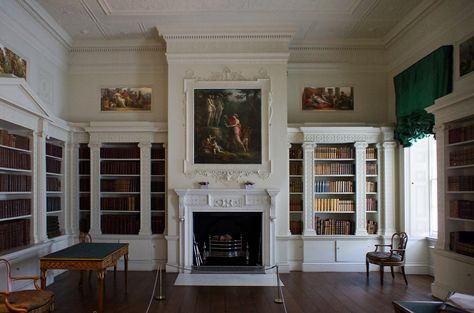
[45,140,64,238]
[427,89,474,298]
[151,143,166,234]
[79,143,90,233]
[100,143,141,235]
[289,143,303,235]
[366,144,379,234]
[313,144,355,235]
[0,126,32,253]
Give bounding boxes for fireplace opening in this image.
[193,212,262,270]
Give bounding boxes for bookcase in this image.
[0,125,32,252]
[79,143,90,233]
[100,143,141,235]
[289,143,303,235]
[151,143,166,234]
[45,139,64,238]
[427,89,474,298]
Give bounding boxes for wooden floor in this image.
[47,270,435,313]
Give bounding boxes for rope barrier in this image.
[144,263,288,313]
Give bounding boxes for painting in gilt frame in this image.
[0,45,27,79]
[302,86,354,111]
[459,35,474,77]
[193,88,262,164]
[100,87,151,111]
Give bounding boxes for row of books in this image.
[290,220,302,234]
[366,181,377,192]
[80,177,90,191]
[366,198,377,211]
[151,161,166,175]
[46,158,61,174]
[289,161,303,175]
[289,198,303,211]
[80,196,90,211]
[151,195,165,210]
[101,196,139,211]
[367,220,377,234]
[101,147,140,159]
[79,146,90,159]
[101,214,140,234]
[315,146,354,159]
[0,147,31,170]
[151,148,165,160]
[449,147,474,167]
[152,214,165,234]
[0,174,31,192]
[315,217,353,235]
[289,178,303,193]
[366,163,377,175]
[449,200,474,220]
[101,178,140,192]
[0,219,30,252]
[46,197,61,212]
[448,124,474,144]
[46,143,63,158]
[450,231,474,258]
[447,176,474,191]
[0,129,29,151]
[151,181,165,192]
[366,147,377,159]
[79,161,90,174]
[314,162,354,175]
[46,177,61,192]
[101,160,140,175]
[289,145,303,159]
[0,199,31,219]
[313,198,354,212]
[47,215,61,238]
[315,180,354,193]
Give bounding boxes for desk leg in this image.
[124,253,128,293]
[97,269,105,313]
[40,268,47,289]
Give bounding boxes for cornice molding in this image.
[70,46,165,53]
[162,32,293,42]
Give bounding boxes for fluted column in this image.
[64,142,77,236]
[302,142,316,236]
[433,124,446,250]
[139,142,152,236]
[88,142,101,236]
[375,143,382,235]
[32,128,47,242]
[382,141,397,235]
[354,142,368,236]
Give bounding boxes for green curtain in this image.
[394,45,453,147]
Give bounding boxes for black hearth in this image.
[193,212,262,268]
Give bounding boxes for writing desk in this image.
[40,242,129,313]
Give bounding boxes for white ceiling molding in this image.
[166,53,290,65]
[17,0,72,49]
[80,0,108,39]
[289,46,386,65]
[161,33,294,42]
[69,45,165,53]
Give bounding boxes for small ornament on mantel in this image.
[198,181,209,189]
[244,181,255,190]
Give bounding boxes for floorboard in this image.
[47,270,435,313]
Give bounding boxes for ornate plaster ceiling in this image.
[33,0,434,46]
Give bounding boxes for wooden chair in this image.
[0,259,54,313]
[366,232,408,285]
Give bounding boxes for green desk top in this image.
[394,301,443,313]
[41,243,128,260]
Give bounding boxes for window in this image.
[404,135,437,237]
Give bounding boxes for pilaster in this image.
[88,142,101,236]
[139,142,152,236]
[65,142,78,236]
[354,142,368,236]
[382,141,398,235]
[302,142,316,236]
[35,121,48,242]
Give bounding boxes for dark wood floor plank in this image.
[47,270,435,313]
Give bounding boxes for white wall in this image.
[66,39,168,123]
[0,1,68,117]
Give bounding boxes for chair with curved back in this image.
[366,232,408,285]
[0,258,54,313]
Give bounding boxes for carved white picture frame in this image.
[183,78,271,181]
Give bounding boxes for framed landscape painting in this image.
[302,86,354,111]
[459,34,474,77]
[100,87,151,111]
[183,79,271,181]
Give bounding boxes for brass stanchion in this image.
[274,265,283,304]
[154,263,166,301]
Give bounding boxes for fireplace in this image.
[174,188,279,273]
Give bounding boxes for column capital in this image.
[354,141,368,149]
